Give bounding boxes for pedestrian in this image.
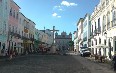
[9,49,13,60]
[112,53,116,71]
[5,49,8,57]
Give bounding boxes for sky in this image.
[14,0,99,40]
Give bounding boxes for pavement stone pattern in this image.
[0,55,90,73]
[73,55,115,73]
[0,54,116,73]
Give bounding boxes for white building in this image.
[77,18,84,52]
[44,29,53,46]
[90,0,116,59]
[82,14,91,49]
[73,31,78,52]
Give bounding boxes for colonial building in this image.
[55,31,72,51]
[8,0,21,55]
[0,0,10,56]
[73,31,78,52]
[82,14,91,49]
[77,18,84,52]
[90,0,116,59]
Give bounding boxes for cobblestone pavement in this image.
[0,55,90,73]
[0,54,115,73]
[73,55,115,73]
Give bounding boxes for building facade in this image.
[77,18,84,52]
[90,0,116,59]
[8,0,21,55]
[55,32,72,51]
[82,14,91,49]
[73,31,78,52]
[0,0,10,56]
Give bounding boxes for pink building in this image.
[8,0,21,54]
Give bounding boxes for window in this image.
[15,27,17,33]
[107,12,110,29]
[113,11,116,20]
[12,26,14,32]
[9,25,11,31]
[106,0,109,5]
[95,22,96,30]
[99,38,101,44]
[0,42,1,49]
[10,8,12,16]
[13,10,15,18]
[22,31,23,36]
[92,25,93,33]
[112,10,116,26]
[98,18,101,32]
[19,18,21,24]
[103,15,106,31]
[96,40,97,45]
[104,40,106,45]
[16,12,18,19]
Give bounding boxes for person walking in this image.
[112,53,116,71]
[9,49,13,60]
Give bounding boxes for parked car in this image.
[80,49,91,57]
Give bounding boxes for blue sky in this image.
[14,0,99,39]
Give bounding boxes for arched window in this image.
[103,15,106,31]
[107,12,110,29]
[16,12,18,19]
[10,8,12,16]
[112,10,116,26]
[106,0,109,5]
[13,10,15,18]
[112,5,116,26]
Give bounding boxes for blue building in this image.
[82,14,91,48]
[0,0,10,56]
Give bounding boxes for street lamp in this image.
[104,32,112,59]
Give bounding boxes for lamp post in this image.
[104,32,112,59]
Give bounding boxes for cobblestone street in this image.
[0,54,115,73]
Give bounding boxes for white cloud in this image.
[57,16,61,18]
[53,5,63,11]
[52,13,57,17]
[61,1,77,7]
[52,13,61,18]
[70,3,77,6]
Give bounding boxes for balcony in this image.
[93,28,101,36]
[90,32,94,38]
[112,19,116,27]
[30,38,34,41]
[22,36,29,40]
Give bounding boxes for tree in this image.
[69,41,74,51]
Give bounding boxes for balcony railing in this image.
[93,28,101,36]
[112,19,116,27]
[22,36,29,40]
[30,38,34,41]
[9,31,22,38]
